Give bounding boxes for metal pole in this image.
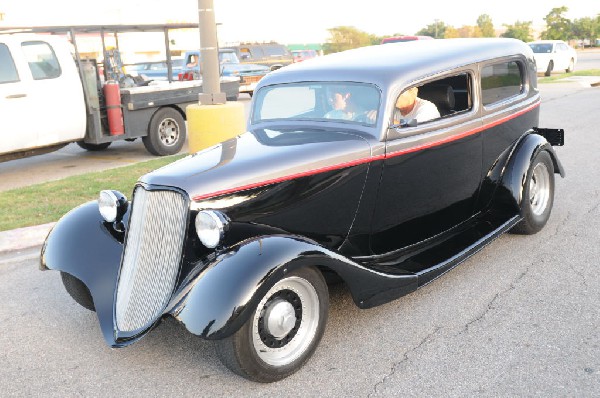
[197,0,225,104]
[164,28,173,83]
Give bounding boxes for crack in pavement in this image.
[368,326,442,397]
[459,268,529,335]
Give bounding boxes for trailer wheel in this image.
[77,142,112,151]
[143,107,186,156]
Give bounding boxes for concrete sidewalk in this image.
[0,222,55,256]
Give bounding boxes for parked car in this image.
[291,49,318,62]
[381,35,434,44]
[222,43,293,70]
[42,38,565,382]
[181,49,270,97]
[128,58,185,81]
[528,40,577,76]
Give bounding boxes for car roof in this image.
[258,38,533,90]
[528,40,564,44]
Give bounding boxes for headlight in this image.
[98,190,128,223]
[195,210,229,248]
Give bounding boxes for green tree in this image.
[416,20,447,39]
[541,6,572,40]
[572,17,598,46]
[501,21,533,42]
[477,14,496,37]
[323,26,376,54]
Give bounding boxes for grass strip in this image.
[538,69,600,83]
[0,154,185,231]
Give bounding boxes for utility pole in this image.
[197,0,225,105]
[186,0,245,153]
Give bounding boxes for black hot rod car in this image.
[41,38,564,382]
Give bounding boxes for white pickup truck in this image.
[0,25,240,162]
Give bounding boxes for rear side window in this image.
[21,41,62,80]
[0,44,20,83]
[264,46,287,56]
[481,61,523,106]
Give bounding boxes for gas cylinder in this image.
[103,80,124,136]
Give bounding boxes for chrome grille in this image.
[116,187,188,332]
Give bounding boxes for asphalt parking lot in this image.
[0,80,599,396]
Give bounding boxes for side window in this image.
[21,41,62,80]
[481,61,523,106]
[264,46,285,57]
[249,46,265,59]
[0,44,20,83]
[239,47,251,60]
[393,73,472,125]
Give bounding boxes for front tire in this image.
[216,267,329,382]
[77,141,111,151]
[61,272,95,311]
[142,107,186,156]
[511,151,555,235]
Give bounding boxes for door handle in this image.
[6,93,27,99]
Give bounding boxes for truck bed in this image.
[121,77,240,111]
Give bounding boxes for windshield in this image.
[219,52,240,64]
[252,82,380,126]
[529,43,553,53]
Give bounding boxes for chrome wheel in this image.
[529,162,550,216]
[158,118,180,147]
[253,276,320,367]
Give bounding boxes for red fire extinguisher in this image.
[103,80,124,136]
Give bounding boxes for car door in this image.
[18,38,86,148]
[0,38,37,155]
[369,72,483,262]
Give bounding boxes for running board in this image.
[416,215,521,287]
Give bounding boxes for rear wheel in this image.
[566,58,575,73]
[511,151,555,235]
[215,267,329,382]
[544,60,554,77]
[77,141,111,151]
[142,107,186,156]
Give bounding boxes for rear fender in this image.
[498,132,565,212]
[169,235,418,340]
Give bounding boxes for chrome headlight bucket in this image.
[98,190,128,223]
[195,210,229,248]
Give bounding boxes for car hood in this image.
[140,127,373,201]
[222,63,270,75]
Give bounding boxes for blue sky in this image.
[1,0,598,44]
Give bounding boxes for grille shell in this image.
[115,186,188,333]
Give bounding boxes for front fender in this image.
[169,235,418,340]
[41,201,127,346]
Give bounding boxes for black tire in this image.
[76,141,111,151]
[511,151,555,235]
[544,60,553,77]
[142,107,186,156]
[60,272,95,311]
[215,266,329,382]
[566,59,575,73]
